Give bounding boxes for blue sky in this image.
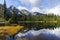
[0,0,4,4]
[0,0,59,8]
[0,0,60,15]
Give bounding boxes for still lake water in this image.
[6,27,60,40]
[14,27,60,40]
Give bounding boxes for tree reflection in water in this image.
[16,28,60,40]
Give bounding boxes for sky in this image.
[0,0,60,15]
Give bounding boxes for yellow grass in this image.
[0,25,24,36]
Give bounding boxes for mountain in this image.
[7,6,31,15]
[6,6,21,15]
[6,5,45,16]
[0,4,46,18]
[20,9,31,15]
[34,12,44,15]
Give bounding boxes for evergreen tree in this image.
[4,0,7,20]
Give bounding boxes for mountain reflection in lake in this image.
[15,27,60,40]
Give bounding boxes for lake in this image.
[14,27,60,40]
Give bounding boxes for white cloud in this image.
[32,5,60,15]
[31,7,48,13]
[17,6,28,10]
[29,0,39,5]
[19,0,40,6]
[31,7,41,12]
[17,6,46,13]
[47,5,60,15]
[17,5,60,15]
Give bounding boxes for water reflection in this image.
[15,27,60,40]
[4,27,60,40]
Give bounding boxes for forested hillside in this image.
[0,4,59,29]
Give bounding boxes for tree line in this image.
[0,4,59,29]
